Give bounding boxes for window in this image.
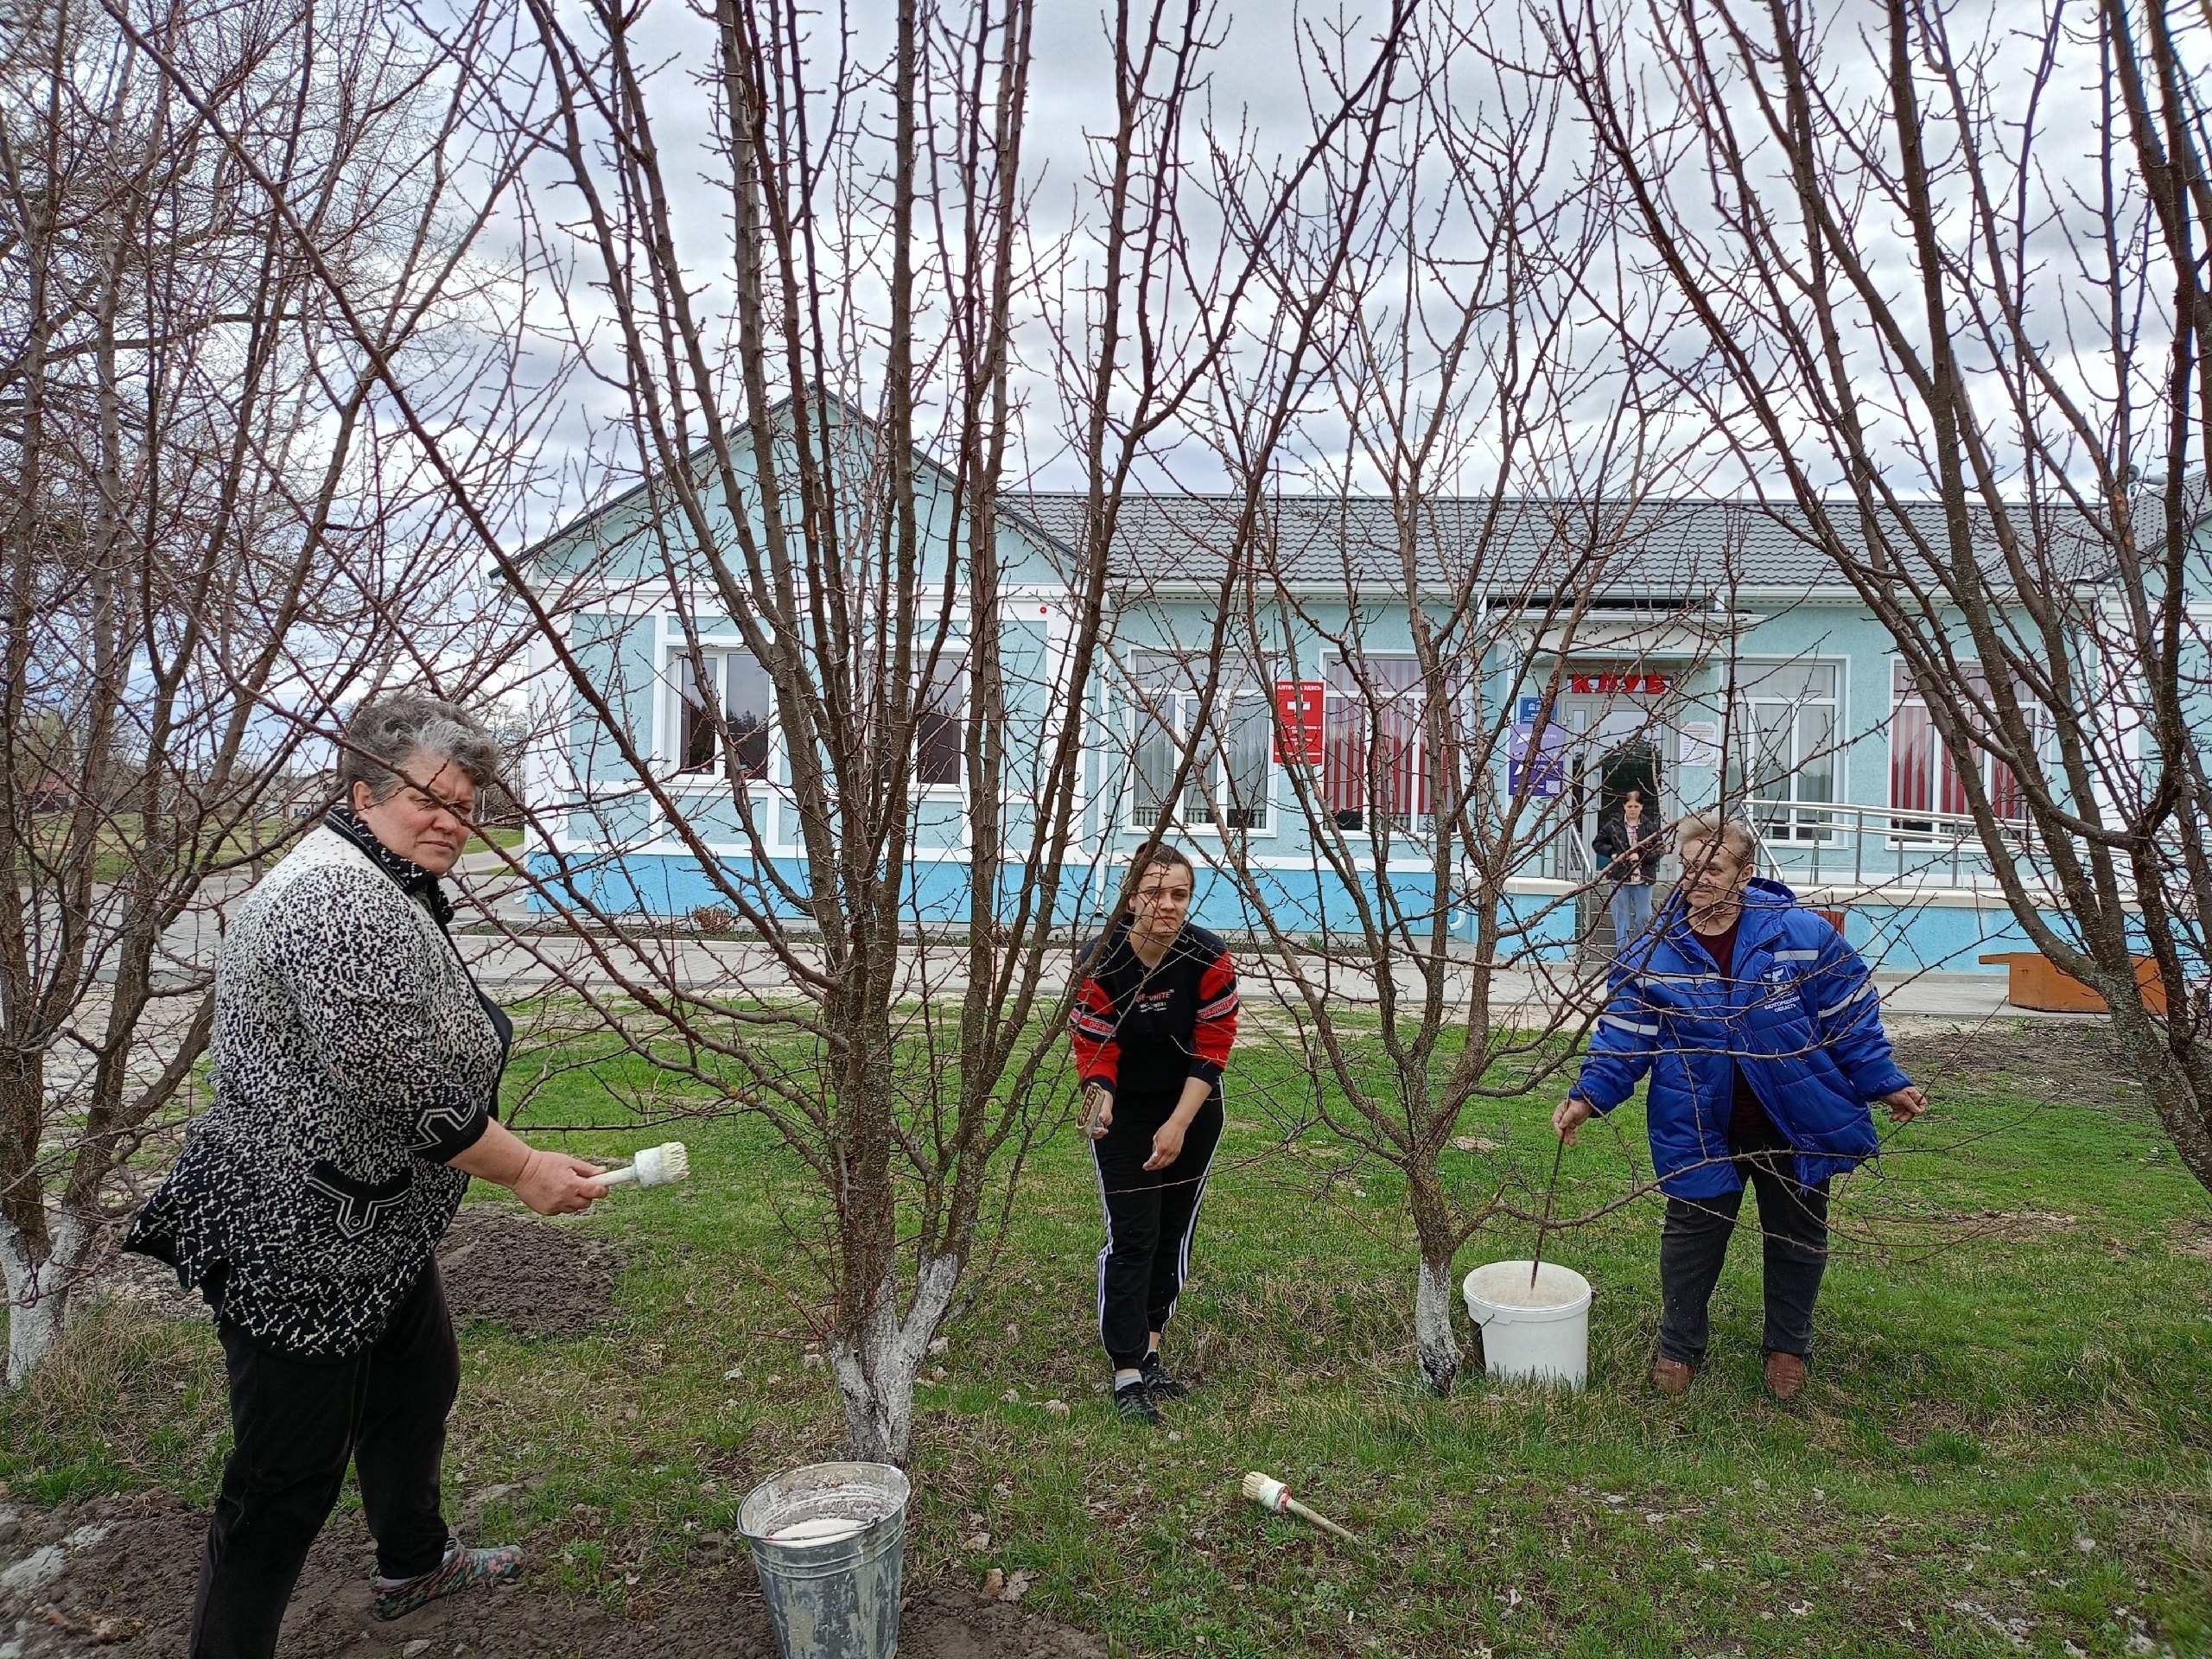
[1322,657,1433,831]
[1889,660,2030,832]
[915,651,965,789]
[1131,656,1271,831]
[674,649,772,780]
[1725,662,1838,841]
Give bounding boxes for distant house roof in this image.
[1008,492,2109,597]
[518,391,1077,575]
[523,378,2130,598]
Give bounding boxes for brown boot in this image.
[1764,1351,1808,1402]
[1650,1356,1694,1395]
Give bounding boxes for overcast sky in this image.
[495,0,1599,543]
[479,0,2182,550]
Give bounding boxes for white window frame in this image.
[1726,659,1843,842]
[1123,656,1277,836]
[1886,657,2042,840]
[665,643,776,792]
[1320,653,1443,837]
[912,644,968,797]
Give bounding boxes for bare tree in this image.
[393,0,1421,1461]
[0,0,528,1382]
[1184,10,1707,1392]
[1553,0,2212,1192]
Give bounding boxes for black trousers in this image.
[1093,1088,1223,1370]
[190,1262,459,1659]
[1657,1150,1832,1366]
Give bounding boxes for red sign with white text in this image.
[1565,667,1670,696]
[1274,679,1325,765]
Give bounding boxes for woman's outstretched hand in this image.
[1553,1096,1593,1145]
[513,1149,607,1215]
[452,1119,605,1213]
[1878,1084,1929,1124]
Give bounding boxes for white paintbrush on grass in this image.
[592,1141,690,1190]
[1243,1471,1362,1547]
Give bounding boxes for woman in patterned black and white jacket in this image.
[128,695,607,1659]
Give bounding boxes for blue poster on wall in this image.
[1508,721,1568,798]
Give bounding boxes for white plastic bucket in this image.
[1462,1260,1592,1389]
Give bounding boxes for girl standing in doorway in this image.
[1593,787,1664,949]
[1069,843,1239,1425]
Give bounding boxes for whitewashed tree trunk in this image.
[1414,1252,1461,1397]
[1,1211,89,1389]
[829,1253,961,1465]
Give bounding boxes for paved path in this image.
[443,900,2065,1030]
[124,850,2081,1025]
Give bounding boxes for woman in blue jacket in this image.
[1553,811,1927,1400]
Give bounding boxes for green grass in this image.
[7,1020,2211,1656]
[20,813,310,883]
[13,816,518,881]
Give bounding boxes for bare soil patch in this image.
[101,1206,624,1344]
[435,1206,623,1340]
[103,1251,207,1320]
[1889,1020,2138,1108]
[0,1493,1104,1659]
[2171,1217,2212,1262]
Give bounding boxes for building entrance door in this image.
[1556,692,1678,876]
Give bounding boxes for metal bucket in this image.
[738,1460,912,1659]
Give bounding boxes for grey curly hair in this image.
[338,693,500,804]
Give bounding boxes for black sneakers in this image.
[1139,1352,1190,1401]
[1111,1354,1193,1424]
[1113,1380,1161,1424]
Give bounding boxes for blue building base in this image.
[518,847,2104,976]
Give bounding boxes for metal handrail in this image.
[1521,821,1599,886]
[1745,798,2033,837]
[1741,797,2037,890]
[1563,823,1595,880]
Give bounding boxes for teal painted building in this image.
[520,423,2133,975]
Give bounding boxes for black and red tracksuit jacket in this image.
[1069,920,1239,1105]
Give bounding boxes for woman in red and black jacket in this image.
[1070,842,1238,1425]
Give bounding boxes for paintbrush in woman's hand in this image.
[592,1142,690,1189]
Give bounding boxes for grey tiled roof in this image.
[1008,492,2106,596]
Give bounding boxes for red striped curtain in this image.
[1324,671,1363,819]
[1891,663,2026,820]
[1324,658,1428,821]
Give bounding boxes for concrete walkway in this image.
[1868,971,2100,1028]
[440,874,2077,1027]
[124,850,2088,1026]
